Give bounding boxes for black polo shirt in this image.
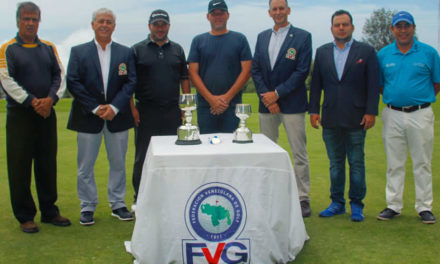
[132,37,188,107]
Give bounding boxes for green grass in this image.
[0,94,439,263]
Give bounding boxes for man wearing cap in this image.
[188,0,252,133]
[67,8,136,225]
[309,10,380,222]
[251,0,312,217]
[130,9,190,210]
[376,11,440,224]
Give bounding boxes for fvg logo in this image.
[183,182,250,264]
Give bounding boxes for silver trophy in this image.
[233,104,253,143]
[176,94,201,145]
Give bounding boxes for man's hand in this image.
[97,105,116,121]
[261,91,279,108]
[209,95,229,115]
[267,102,281,114]
[360,114,375,131]
[310,114,321,129]
[131,107,140,126]
[34,97,54,119]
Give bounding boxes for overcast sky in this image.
[0,0,437,67]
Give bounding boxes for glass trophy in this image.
[233,104,253,143]
[176,94,201,145]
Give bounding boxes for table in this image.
[130,133,308,264]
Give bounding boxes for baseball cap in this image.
[392,11,415,26]
[208,0,228,13]
[149,9,169,24]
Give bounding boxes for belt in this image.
[387,103,430,113]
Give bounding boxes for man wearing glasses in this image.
[130,9,190,211]
[377,11,440,224]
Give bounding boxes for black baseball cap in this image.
[208,0,228,13]
[149,9,169,24]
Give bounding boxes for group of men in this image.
[0,0,438,234]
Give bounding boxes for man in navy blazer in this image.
[66,8,136,225]
[252,0,312,217]
[309,10,380,221]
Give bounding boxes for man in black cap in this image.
[130,9,190,211]
[188,0,252,134]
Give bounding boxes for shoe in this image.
[41,214,71,227]
[419,211,436,224]
[377,208,400,221]
[319,202,345,217]
[300,201,311,217]
[131,203,136,213]
[111,207,134,221]
[20,221,39,233]
[350,203,364,222]
[80,211,95,226]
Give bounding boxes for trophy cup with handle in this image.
[176,94,201,145]
[233,104,253,143]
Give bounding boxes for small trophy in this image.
[233,104,253,143]
[176,94,201,145]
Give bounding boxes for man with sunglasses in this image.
[130,9,190,211]
[377,11,440,224]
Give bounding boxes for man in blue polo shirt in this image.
[188,0,252,134]
[377,11,440,224]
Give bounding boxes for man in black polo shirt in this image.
[130,9,190,210]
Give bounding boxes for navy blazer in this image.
[66,41,136,133]
[252,25,312,114]
[309,40,380,129]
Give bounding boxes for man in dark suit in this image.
[252,0,312,217]
[309,10,380,222]
[66,8,136,225]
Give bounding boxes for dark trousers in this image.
[196,106,239,134]
[6,107,59,223]
[132,104,181,201]
[322,128,366,208]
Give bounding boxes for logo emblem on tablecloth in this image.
[183,182,250,264]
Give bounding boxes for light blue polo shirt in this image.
[378,38,440,107]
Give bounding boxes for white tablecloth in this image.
[130,133,308,264]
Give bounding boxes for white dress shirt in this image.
[93,39,118,115]
[268,23,290,70]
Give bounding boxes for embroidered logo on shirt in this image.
[118,63,127,76]
[385,63,396,68]
[286,48,296,60]
[356,58,363,64]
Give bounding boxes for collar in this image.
[94,39,112,51]
[272,23,291,34]
[391,37,418,55]
[146,36,170,47]
[15,33,41,47]
[333,38,354,50]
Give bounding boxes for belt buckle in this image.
[401,106,413,112]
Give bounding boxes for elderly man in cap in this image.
[376,11,440,224]
[188,0,252,134]
[130,9,190,210]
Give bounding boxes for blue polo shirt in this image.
[378,38,440,107]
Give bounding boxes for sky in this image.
[0,0,438,67]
